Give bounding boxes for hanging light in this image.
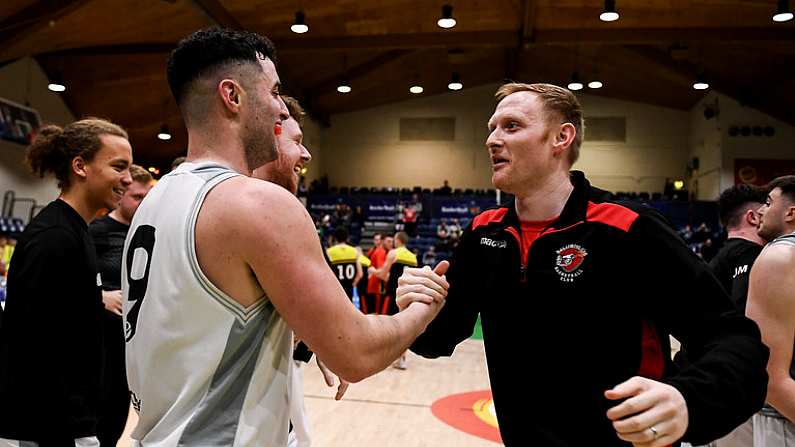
[448,72,463,90]
[692,73,709,90]
[588,80,603,89]
[773,0,794,22]
[437,5,456,29]
[600,0,619,22]
[291,11,309,33]
[157,124,172,141]
[567,72,584,91]
[47,71,66,92]
[409,84,424,94]
[337,76,351,93]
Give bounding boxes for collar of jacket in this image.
[496,171,613,232]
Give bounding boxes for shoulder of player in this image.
[200,177,312,248]
[755,243,795,274]
[206,176,304,220]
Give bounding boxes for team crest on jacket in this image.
[555,244,588,282]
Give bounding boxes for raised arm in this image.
[235,182,448,382]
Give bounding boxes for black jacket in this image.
[412,171,769,446]
[0,200,104,444]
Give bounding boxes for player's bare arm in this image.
[198,177,448,382]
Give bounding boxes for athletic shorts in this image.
[753,411,795,447]
[0,437,99,447]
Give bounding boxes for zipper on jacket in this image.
[512,220,586,282]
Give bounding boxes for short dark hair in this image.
[333,226,348,243]
[718,184,766,229]
[766,175,795,203]
[167,27,277,106]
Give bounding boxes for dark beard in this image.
[242,132,277,171]
[241,104,278,170]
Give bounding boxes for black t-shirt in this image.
[89,215,129,291]
[708,238,763,312]
[0,199,104,442]
[88,214,131,399]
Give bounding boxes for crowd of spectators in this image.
[678,222,727,262]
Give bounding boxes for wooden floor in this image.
[118,339,496,447]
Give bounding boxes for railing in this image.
[2,190,40,223]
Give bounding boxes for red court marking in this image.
[431,390,503,444]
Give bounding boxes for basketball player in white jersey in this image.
[122,28,449,447]
[747,175,795,445]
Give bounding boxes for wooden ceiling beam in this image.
[534,27,795,46]
[617,46,795,125]
[520,0,537,48]
[306,49,413,99]
[188,0,243,29]
[0,0,91,56]
[275,31,519,52]
[26,25,793,63]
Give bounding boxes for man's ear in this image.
[551,122,576,157]
[746,208,761,227]
[218,79,243,114]
[72,156,88,180]
[785,203,795,223]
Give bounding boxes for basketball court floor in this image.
[118,338,500,446]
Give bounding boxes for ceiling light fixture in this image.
[448,72,463,90]
[437,5,456,29]
[409,84,424,94]
[291,11,309,33]
[600,0,619,22]
[47,71,66,92]
[588,80,603,89]
[157,124,172,141]
[337,76,351,93]
[773,0,794,22]
[567,72,584,91]
[692,73,709,91]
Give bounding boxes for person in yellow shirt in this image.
[326,227,363,303]
[370,231,418,369]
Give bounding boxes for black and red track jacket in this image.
[412,171,768,446]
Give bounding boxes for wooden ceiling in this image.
[1,0,794,168]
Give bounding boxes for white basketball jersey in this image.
[122,162,292,446]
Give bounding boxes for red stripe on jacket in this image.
[472,208,509,230]
[586,202,638,232]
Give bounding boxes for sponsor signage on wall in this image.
[735,159,795,186]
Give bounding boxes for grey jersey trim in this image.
[177,307,275,446]
[185,164,268,324]
[769,231,795,247]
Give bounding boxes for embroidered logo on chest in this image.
[555,244,588,282]
[480,237,507,249]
